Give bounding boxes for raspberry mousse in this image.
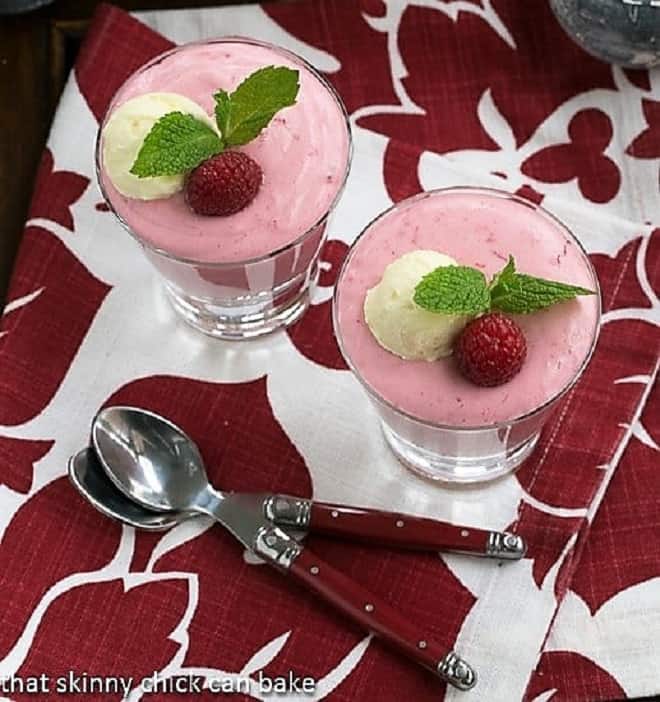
[99,40,350,263]
[334,188,600,428]
[97,39,351,339]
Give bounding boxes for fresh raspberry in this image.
[185,151,262,216]
[454,313,527,387]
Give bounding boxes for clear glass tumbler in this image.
[96,39,351,340]
[333,188,602,484]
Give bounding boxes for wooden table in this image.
[0,0,292,308]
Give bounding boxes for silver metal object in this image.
[486,532,527,560]
[263,495,312,529]
[68,448,308,539]
[0,0,54,16]
[446,531,526,559]
[68,448,183,531]
[91,406,276,552]
[550,0,660,68]
[437,651,477,691]
[253,524,303,569]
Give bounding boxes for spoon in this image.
[88,405,525,559]
[91,405,477,691]
[71,440,524,558]
[68,448,182,531]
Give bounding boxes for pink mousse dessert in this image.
[97,39,351,339]
[334,188,600,481]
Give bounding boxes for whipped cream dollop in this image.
[102,92,217,200]
[364,250,469,361]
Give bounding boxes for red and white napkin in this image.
[0,2,657,700]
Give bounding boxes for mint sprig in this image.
[413,266,490,315]
[414,255,595,315]
[214,66,300,148]
[130,66,300,178]
[489,256,595,314]
[130,112,222,177]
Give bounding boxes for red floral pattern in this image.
[264,0,399,115]
[0,478,121,660]
[0,437,53,494]
[525,651,626,702]
[28,149,89,231]
[513,504,584,591]
[75,4,174,123]
[623,68,651,92]
[522,110,621,203]
[0,2,657,701]
[514,185,545,206]
[516,319,656,510]
[0,226,111,426]
[590,237,652,313]
[626,99,660,159]
[15,578,189,702]
[567,388,660,615]
[649,228,660,299]
[359,1,615,151]
[382,140,424,203]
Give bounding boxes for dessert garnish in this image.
[185,151,262,216]
[365,252,595,386]
[363,251,470,361]
[102,93,216,200]
[413,255,595,316]
[130,66,298,216]
[103,66,299,214]
[454,313,527,387]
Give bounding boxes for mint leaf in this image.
[490,256,595,314]
[213,89,231,147]
[214,66,299,148]
[489,254,516,291]
[414,266,490,315]
[130,112,222,177]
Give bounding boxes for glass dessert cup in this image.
[134,230,329,339]
[333,187,602,484]
[96,39,352,340]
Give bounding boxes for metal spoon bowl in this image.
[92,405,271,548]
[68,448,184,531]
[92,406,209,512]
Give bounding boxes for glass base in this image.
[381,421,540,484]
[163,272,315,340]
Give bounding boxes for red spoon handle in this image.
[309,502,525,559]
[288,548,476,690]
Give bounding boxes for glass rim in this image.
[95,36,353,269]
[332,185,603,433]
